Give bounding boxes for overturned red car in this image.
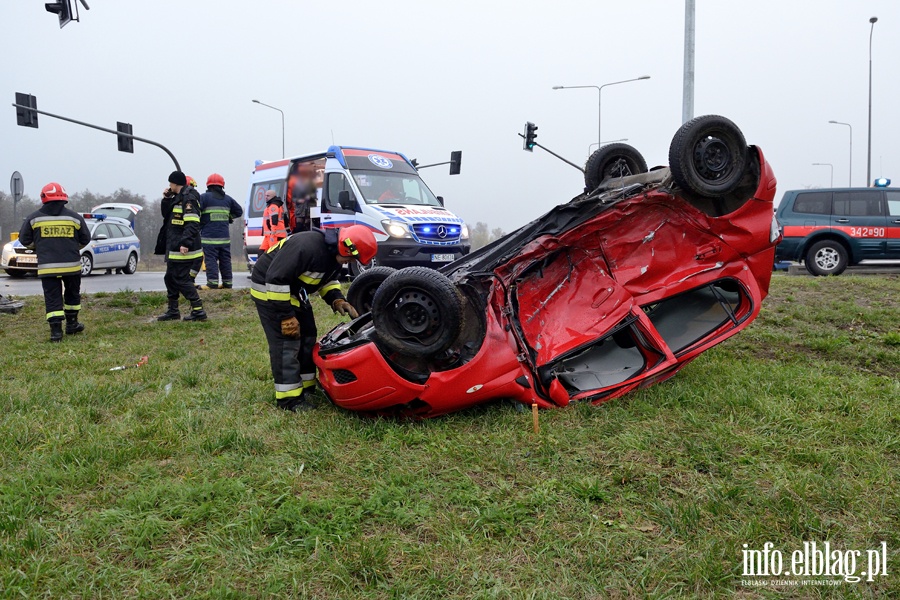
[315,115,780,418]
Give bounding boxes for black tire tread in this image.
[668,114,748,198]
[347,266,396,313]
[584,143,648,191]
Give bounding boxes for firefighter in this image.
[18,182,91,342]
[198,173,243,289]
[157,171,207,322]
[259,189,288,252]
[183,176,205,287]
[250,225,376,411]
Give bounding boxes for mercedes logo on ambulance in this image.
[437,225,448,239]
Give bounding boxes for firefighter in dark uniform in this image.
[199,173,243,289]
[251,225,377,411]
[18,182,91,342]
[157,171,207,322]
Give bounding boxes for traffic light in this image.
[15,93,38,128]
[449,150,462,175]
[45,1,73,28]
[523,122,538,152]
[117,121,134,153]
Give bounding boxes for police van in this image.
[244,146,470,276]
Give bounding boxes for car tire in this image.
[348,255,378,279]
[372,266,463,357]
[123,252,138,275]
[4,269,27,278]
[347,266,396,314]
[805,240,848,276]
[668,114,748,198]
[584,143,648,191]
[80,254,93,276]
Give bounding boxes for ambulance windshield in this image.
[351,171,442,207]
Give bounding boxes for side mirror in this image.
[436,196,445,206]
[93,234,108,241]
[338,190,352,210]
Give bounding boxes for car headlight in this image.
[1,243,12,266]
[381,219,412,238]
[460,223,469,240]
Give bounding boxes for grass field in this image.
[0,274,897,598]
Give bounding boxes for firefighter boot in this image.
[49,320,64,343]
[183,302,207,322]
[157,302,181,321]
[65,311,85,335]
[277,390,316,412]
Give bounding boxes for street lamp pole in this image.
[867,16,878,187]
[252,99,285,159]
[552,76,650,146]
[828,120,852,186]
[812,163,833,188]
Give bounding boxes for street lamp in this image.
[828,120,852,186]
[552,76,650,146]
[252,99,285,158]
[812,163,833,187]
[867,16,878,187]
[588,139,628,154]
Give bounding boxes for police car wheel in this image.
[4,269,27,278]
[123,253,138,275]
[80,254,93,277]
[372,266,463,357]
[584,143,648,191]
[347,266,396,314]
[805,240,848,276]
[669,114,748,198]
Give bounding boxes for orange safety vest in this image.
[260,202,288,251]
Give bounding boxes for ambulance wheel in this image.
[669,114,748,198]
[372,266,463,357]
[123,253,138,275]
[80,254,93,276]
[584,143,648,191]
[347,266,396,314]
[348,256,378,279]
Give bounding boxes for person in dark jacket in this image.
[18,182,91,341]
[250,225,376,411]
[157,171,207,322]
[198,173,243,289]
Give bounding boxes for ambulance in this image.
[243,146,470,276]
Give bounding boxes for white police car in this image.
[2,213,141,277]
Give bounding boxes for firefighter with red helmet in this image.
[250,225,376,411]
[18,182,91,341]
[198,173,243,288]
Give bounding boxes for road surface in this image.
[1,270,252,297]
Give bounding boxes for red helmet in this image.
[185,175,198,188]
[40,182,68,203]
[338,225,377,265]
[207,173,225,188]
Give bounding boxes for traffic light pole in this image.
[518,134,584,173]
[11,102,180,170]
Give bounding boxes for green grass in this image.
[0,275,898,598]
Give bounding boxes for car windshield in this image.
[351,170,441,207]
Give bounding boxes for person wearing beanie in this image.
[18,182,91,342]
[157,171,207,322]
[198,173,243,289]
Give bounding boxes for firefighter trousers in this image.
[164,259,202,309]
[253,297,317,402]
[202,244,233,287]
[41,274,81,322]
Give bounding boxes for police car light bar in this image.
[82,213,106,220]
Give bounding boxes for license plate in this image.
[431,254,455,262]
[16,256,37,264]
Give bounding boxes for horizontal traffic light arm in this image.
[11,102,180,170]
[517,133,585,173]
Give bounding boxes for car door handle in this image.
[836,218,850,223]
[892,219,900,224]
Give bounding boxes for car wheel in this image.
[372,266,463,356]
[805,240,848,276]
[4,269,27,278]
[347,266,396,314]
[80,254,93,276]
[348,255,377,279]
[668,114,748,198]
[584,143,648,191]
[123,252,138,275]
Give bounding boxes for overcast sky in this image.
[3,1,898,232]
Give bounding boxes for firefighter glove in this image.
[332,299,359,319]
[281,316,301,338]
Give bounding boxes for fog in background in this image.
[3,1,898,234]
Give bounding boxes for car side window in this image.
[793,192,832,215]
[113,224,131,238]
[93,224,111,239]
[833,191,883,217]
[885,191,900,217]
[324,173,354,211]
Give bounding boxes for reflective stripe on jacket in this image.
[260,202,287,251]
